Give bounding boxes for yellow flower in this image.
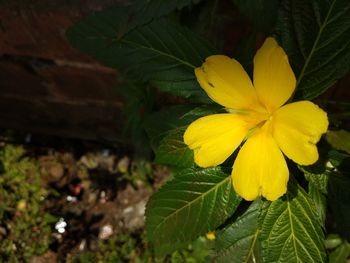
[206,231,216,240]
[184,38,328,201]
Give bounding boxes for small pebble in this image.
[99,224,113,240]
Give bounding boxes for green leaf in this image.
[233,0,280,33]
[326,130,350,154]
[275,0,350,99]
[154,127,194,168]
[145,167,241,255]
[329,241,350,263]
[147,104,222,167]
[300,165,329,194]
[328,173,350,241]
[308,183,327,225]
[144,104,222,148]
[143,106,185,148]
[151,69,210,102]
[67,0,203,43]
[328,150,350,169]
[260,180,326,262]
[67,15,216,101]
[215,199,263,263]
[325,234,343,250]
[300,150,350,227]
[183,104,223,118]
[115,81,155,158]
[144,105,196,149]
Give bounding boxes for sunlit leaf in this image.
[260,180,326,262]
[146,167,241,255]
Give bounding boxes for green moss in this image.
[0,145,54,262]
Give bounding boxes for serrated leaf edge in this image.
[263,189,325,262]
[122,27,197,69]
[150,174,232,236]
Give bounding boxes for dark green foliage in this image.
[302,164,329,194]
[308,183,327,226]
[68,0,203,44]
[131,0,202,23]
[145,104,222,168]
[154,128,194,168]
[326,130,350,154]
[233,33,257,76]
[328,173,350,242]
[233,0,280,32]
[115,81,155,158]
[275,0,350,99]
[300,163,329,225]
[215,199,263,263]
[144,105,197,149]
[67,3,217,101]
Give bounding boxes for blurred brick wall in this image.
[0,0,127,142]
[0,0,348,143]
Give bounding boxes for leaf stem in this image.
[245,230,260,263]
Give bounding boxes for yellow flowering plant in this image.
[184,37,328,201]
[68,0,350,261]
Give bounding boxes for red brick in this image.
[0,1,127,60]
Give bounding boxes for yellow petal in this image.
[232,123,289,201]
[195,55,262,110]
[184,113,250,168]
[272,101,328,165]
[253,37,296,112]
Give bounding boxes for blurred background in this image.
[0,1,209,262]
[0,0,123,143]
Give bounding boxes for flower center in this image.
[252,109,271,127]
[226,106,273,132]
